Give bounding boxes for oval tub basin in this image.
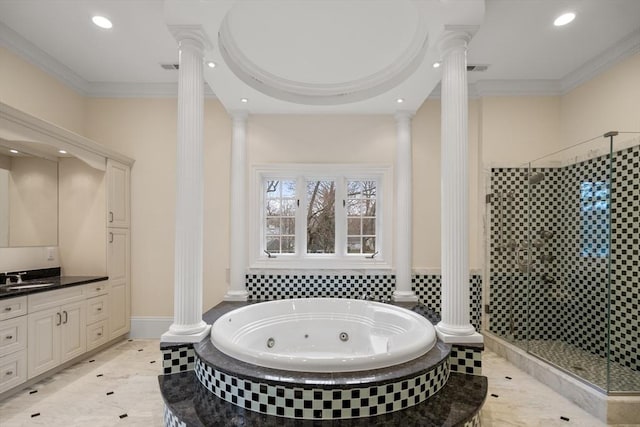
[210,298,436,372]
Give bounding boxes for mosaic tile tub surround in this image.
[246,272,483,331]
[195,355,450,420]
[488,142,640,376]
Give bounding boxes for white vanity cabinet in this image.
[107,159,130,229]
[85,282,110,351]
[0,297,28,393]
[27,287,87,379]
[106,159,131,340]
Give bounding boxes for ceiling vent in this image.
[467,64,489,72]
[160,63,179,70]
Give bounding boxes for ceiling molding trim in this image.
[560,28,640,94]
[474,79,561,97]
[0,22,89,95]
[86,82,217,99]
[218,9,430,105]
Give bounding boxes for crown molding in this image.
[0,22,89,95]
[0,21,217,100]
[560,27,640,94]
[429,27,639,99]
[87,82,217,99]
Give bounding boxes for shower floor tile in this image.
[527,340,640,391]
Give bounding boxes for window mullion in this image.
[335,177,346,257]
[296,175,305,257]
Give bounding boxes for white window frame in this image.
[250,164,393,269]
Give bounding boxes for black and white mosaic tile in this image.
[162,345,196,375]
[245,273,483,332]
[450,345,483,376]
[488,140,640,384]
[163,405,186,427]
[194,356,450,420]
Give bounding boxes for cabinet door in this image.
[28,307,61,379]
[107,159,130,228]
[60,301,86,363]
[108,228,130,338]
[109,281,128,338]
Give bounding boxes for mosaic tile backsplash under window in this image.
[245,273,482,332]
[488,142,639,373]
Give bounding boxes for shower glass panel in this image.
[488,131,640,394]
[528,134,612,391]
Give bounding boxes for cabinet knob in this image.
[5,335,12,340]
[97,307,102,311]
[5,371,13,376]
[96,287,101,291]
[97,332,102,336]
[4,307,11,311]
[56,312,62,326]
[109,211,114,223]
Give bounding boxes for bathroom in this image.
[1,0,640,425]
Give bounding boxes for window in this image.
[251,164,391,268]
[580,181,609,258]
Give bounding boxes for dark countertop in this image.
[0,275,108,300]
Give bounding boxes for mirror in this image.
[0,150,58,247]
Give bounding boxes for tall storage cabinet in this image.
[106,160,131,339]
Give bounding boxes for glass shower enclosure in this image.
[487,131,640,394]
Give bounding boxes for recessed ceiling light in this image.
[9,149,19,154]
[206,61,216,69]
[433,62,441,68]
[58,150,67,154]
[240,98,248,103]
[396,98,404,104]
[92,15,113,29]
[554,12,575,26]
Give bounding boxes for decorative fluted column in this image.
[393,111,418,302]
[436,30,482,343]
[224,111,249,301]
[162,26,212,343]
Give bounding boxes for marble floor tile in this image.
[0,340,630,426]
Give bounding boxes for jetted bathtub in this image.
[210,298,436,372]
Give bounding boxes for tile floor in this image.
[0,339,633,426]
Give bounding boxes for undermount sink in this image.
[1,282,56,290]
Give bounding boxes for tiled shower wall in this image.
[488,143,639,372]
[246,273,483,331]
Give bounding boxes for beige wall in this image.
[84,98,231,316]
[0,47,85,135]
[8,157,58,246]
[561,53,640,145]
[58,157,106,276]
[479,96,562,167]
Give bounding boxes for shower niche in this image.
[486,131,640,395]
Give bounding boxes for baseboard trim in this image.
[130,316,174,339]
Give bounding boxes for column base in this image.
[436,322,483,344]
[223,289,249,301]
[392,290,419,302]
[161,322,211,343]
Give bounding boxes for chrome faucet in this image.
[4,272,26,285]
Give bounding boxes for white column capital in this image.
[230,110,249,123]
[168,25,213,52]
[437,26,475,58]
[394,110,414,123]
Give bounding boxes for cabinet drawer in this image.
[85,281,109,298]
[0,349,27,394]
[28,286,84,313]
[86,295,109,324]
[0,297,27,321]
[86,320,109,351]
[0,315,27,357]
